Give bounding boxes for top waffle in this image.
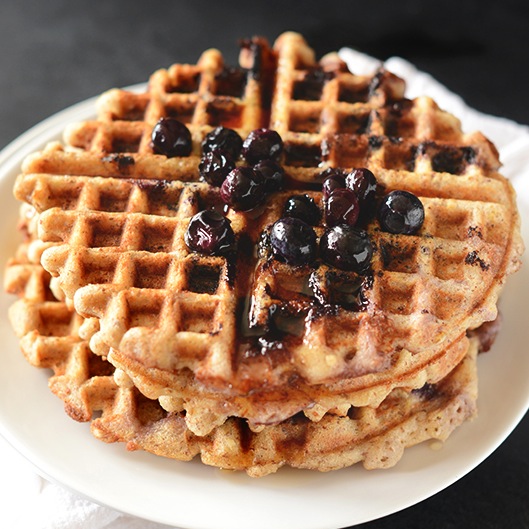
[14,33,523,427]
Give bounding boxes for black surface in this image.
[1,1,528,528]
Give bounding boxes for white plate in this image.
[0,92,528,529]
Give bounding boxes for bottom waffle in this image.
[93,345,477,477]
[5,241,479,476]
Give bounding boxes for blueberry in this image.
[321,168,346,199]
[151,118,192,157]
[220,166,266,211]
[283,194,321,226]
[253,159,285,192]
[184,210,235,256]
[199,149,235,187]
[241,129,283,164]
[202,126,243,159]
[270,217,317,266]
[320,225,373,272]
[378,190,424,234]
[325,188,360,227]
[346,167,378,222]
[345,168,377,206]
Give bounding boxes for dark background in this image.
[1,1,528,528]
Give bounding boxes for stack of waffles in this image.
[5,32,523,476]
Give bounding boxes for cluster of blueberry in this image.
[150,117,425,273]
[189,124,286,257]
[270,168,378,273]
[268,168,425,273]
[201,127,285,210]
[150,119,284,257]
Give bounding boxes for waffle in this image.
[100,343,479,478]
[4,241,479,477]
[11,33,523,437]
[15,167,472,436]
[4,240,114,422]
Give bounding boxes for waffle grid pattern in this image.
[69,43,269,157]
[9,32,523,435]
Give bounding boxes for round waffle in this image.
[11,33,523,436]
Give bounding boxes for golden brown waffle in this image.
[11,33,523,436]
[15,161,475,435]
[4,241,479,477]
[14,161,476,436]
[95,342,479,477]
[4,241,115,421]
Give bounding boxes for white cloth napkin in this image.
[1,50,528,529]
